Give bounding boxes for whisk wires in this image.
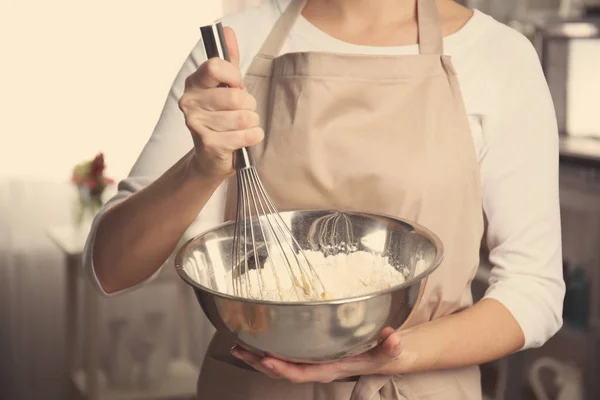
[232,167,329,301]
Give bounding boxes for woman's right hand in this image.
[178,27,263,179]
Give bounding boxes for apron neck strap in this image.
[416,0,443,55]
[255,0,443,58]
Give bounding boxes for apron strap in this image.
[249,0,443,61]
[417,0,444,55]
[255,0,307,58]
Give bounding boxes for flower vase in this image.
[72,186,103,235]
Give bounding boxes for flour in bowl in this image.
[228,250,407,301]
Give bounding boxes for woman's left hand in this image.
[230,327,403,383]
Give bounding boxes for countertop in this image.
[559,135,600,166]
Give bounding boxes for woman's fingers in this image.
[199,87,257,112]
[179,87,262,151]
[190,126,264,153]
[222,26,241,68]
[181,86,255,114]
[231,347,340,384]
[177,26,263,178]
[229,328,404,384]
[231,347,281,380]
[199,109,260,132]
[360,327,402,360]
[179,89,258,130]
[186,57,244,90]
[261,357,341,384]
[374,330,403,359]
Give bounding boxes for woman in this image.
[84,0,565,398]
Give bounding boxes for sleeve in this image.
[480,36,565,349]
[82,39,227,296]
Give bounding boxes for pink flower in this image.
[71,152,114,193]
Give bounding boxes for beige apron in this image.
[197,0,484,398]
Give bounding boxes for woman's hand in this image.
[230,327,404,383]
[178,27,264,179]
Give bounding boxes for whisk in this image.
[308,212,357,257]
[200,23,329,301]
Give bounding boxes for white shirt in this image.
[83,0,564,350]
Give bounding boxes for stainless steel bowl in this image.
[174,210,443,363]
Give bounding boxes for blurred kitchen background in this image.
[1,0,599,399]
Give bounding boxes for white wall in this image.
[2,0,577,181]
[0,0,225,181]
[0,2,227,399]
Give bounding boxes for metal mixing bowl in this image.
[174,210,443,363]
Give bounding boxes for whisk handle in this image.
[200,23,254,170]
[200,23,230,63]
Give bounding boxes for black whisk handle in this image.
[200,23,230,63]
[199,23,253,169]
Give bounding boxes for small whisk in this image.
[308,212,357,257]
[200,23,329,301]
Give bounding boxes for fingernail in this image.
[262,360,274,370]
[230,348,241,359]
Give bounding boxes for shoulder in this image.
[479,13,539,66]
[450,10,549,116]
[451,10,542,81]
[218,0,286,72]
[449,11,556,147]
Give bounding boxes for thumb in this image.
[372,328,402,359]
[222,26,240,68]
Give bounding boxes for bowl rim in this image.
[174,209,444,306]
